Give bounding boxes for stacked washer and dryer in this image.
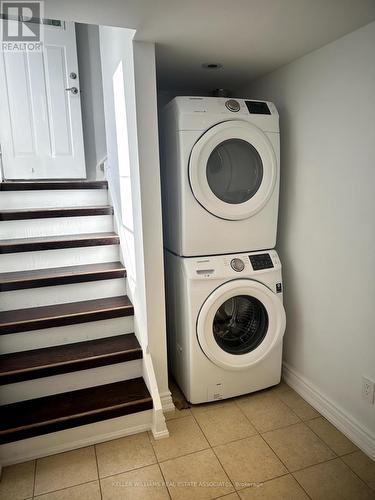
[160,96,286,404]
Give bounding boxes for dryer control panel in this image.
[245,100,271,115]
[249,253,274,271]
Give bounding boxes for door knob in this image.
[65,87,79,95]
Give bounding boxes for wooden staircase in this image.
[0,181,153,453]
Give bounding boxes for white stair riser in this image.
[0,245,120,273]
[0,316,134,353]
[0,278,126,311]
[0,359,142,404]
[1,215,113,240]
[0,189,108,210]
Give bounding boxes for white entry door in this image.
[0,21,86,179]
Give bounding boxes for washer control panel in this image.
[230,257,245,272]
[225,99,240,112]
[187,250,280,279]
[249,253,274,271]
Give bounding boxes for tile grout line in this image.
[191,409,237,494]
[32,478,101,499]
[291,454,340,473]
[93,445,103,500]
[31,459,37,500]
[192,400,262,444]
[290,470,314,500]
[302,419,342,458]
[303,419,364,462]
[242,383,339,498]
[270,384,320,420]
[292,413,372,487]
[156,462,173,500]
[288,454,364,500]
[233,391,306,432]
[267,387,368,474]
[97,459,159,480]
[166,408,240,495]
[339,448,375,490]
[255,422,314,500]
[156,443,212,465]
[147,430,173,500]
[337,455,375,492]
[232,396,269,432]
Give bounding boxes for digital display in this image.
[245,101,271,115]
[249,253,274,270]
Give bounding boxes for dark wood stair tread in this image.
[0,262,126,291]
[0,206,113,221]
[0,295,134,335]
[0,378,152,444]
[0,232,119,253]
[0,181,108,191]
[0,333,142,384]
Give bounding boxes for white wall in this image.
[75,23,107,179]
[238,21,375,454]
[133,42,170,404]
[99,26,169,402]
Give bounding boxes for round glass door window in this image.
[206,139,263,204]
[212,295,268,354]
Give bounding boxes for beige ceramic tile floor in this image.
[1,382,374,500]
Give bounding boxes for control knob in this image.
[225,99,240,112]
[230,258,245,272]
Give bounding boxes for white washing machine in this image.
[161,96,280,256]
[164,249,286,403]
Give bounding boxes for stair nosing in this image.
[0,398,152,439]
[0,232,120,254]
[0,333,142,384]
[0,378,152,444]
[0,181,108,191]
[3,350,141,375]
[0,206,114,221]
[0,295,134,335]
[0,262,126,291]
[2,303,131,327]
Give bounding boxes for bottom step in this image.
[0,378,152,444]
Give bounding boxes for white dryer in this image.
[164,249,286,404]
[161,96,280,256]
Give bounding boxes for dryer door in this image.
[197,279,286,370]
[189,120,277,220]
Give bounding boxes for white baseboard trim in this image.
[160,390,175,413]
[283,362,375,461]
[0,410,153,467]
[152,427,170,440]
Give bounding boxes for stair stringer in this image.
[106,172,170,438]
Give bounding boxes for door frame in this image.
[0,19,86,180]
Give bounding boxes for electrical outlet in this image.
[362,376,375,404]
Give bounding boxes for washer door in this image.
[189,120,277,220]
[197,279,286,370]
